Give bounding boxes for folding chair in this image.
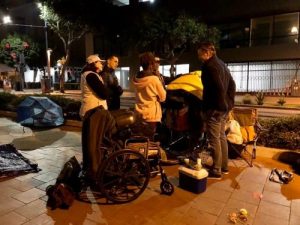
[228,107,262,167]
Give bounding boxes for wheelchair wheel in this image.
[160,181,174,196]
[98,149,150,203]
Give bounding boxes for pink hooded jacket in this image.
[133,74,166,122]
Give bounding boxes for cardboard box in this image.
[178,167,208,194]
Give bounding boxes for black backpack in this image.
[46,156,81,210]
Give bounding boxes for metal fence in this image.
[227,60,300,95]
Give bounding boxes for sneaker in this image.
[208,170,222,180]
[221,168,229,174]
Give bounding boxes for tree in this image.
[0,33,41,89]
[0,34,40,67]
[37,2,89,93]
[137,11,220,77]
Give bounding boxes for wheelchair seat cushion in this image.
[110,109,136,130]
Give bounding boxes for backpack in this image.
[46,156,81,210]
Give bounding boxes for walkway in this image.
[0,117,299,225]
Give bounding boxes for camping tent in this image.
[17,96,64,127]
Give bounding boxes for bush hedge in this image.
[0,92,81,120]
[258,116,300,150]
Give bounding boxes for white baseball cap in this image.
[86,54,105,64]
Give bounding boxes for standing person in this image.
[100,55,123,110]
[79,54,109,118]
[154,57,173,87]
[133,52,166,139]
[197,42,236,179]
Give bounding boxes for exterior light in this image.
[2,15,12,24]
[291,26,298,34]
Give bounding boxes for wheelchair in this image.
[80,108,174,204]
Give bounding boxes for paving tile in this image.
[257,200,290,220]
[0,196,25,216]
[36,179,56,191]
[14,199,47,219]
[0,135,14,144]
[231,189,261,205]
[215,198,258,225]
[190,196,226,216]
[235,177,265,192]
[0,211,28,225]
[290,214,300,225]
[179,207,218,225]
[238,168,269,184]
[4,178,45,192]
[291,199,300,217]
[33,172,58,183]
[12,188,45,204]
[0,185,21,197]
[253,212,289,225]
[264,179,283,193]
[262,190,291,206]
[22,213,55,225]
[200,186,232,203]
[208,178,238,192]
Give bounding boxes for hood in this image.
[133,71,157,89]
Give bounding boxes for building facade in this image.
[88,0,300,96]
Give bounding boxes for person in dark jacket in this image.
[198,42,236,179]
[100,55,123,110]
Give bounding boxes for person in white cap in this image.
[79,54,109,118]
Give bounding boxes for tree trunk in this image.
[59,49,70,93]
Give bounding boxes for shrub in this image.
[258,116,300,150]
[255,92,265,105]
[277,96,286,106]
[242,94,252,104]
[0,92,22,111]
[0,92,81,120]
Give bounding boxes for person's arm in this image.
[112,75,123,96]
[227,73,236,110]
[207,64,227,109]
[155,77,166,102]
[86,73,109,100]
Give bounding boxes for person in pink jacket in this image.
[133,52,166,138]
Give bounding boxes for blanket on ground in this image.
[0,144,40,178]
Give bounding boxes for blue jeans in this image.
[205,110,228,173]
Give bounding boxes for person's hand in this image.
[116,85,123,95]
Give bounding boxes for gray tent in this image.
[17,96,64,127]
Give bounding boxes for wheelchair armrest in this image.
[125,136,149,145]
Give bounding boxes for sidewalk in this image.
[0,117,299,225]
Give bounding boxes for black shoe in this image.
[221,168,229,174]
[208,170,222,180]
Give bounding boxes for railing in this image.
[228,60,300,96]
